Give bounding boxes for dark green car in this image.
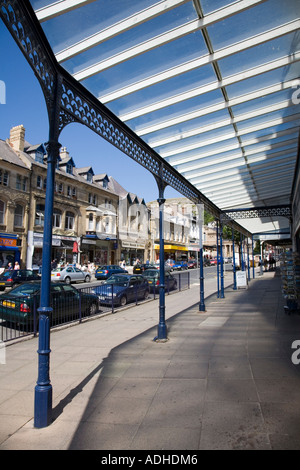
[0,281,100,329]
[142,269,177,293]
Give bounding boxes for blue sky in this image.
[0,20,181,203]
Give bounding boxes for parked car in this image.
[95,265,128,280]
[51,266,91,284]
[93,274,149,307]
[0,269,40,291]
[154,262,172,272]
[142,269,177,293]
[0,281,100,328]
[208,258,218,266]
[172,261,188,270]
[188,260,197,269]
[133,263,157,274]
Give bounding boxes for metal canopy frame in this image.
[1,0,298,236]
[1,0,255,237]
[1,0,299,429]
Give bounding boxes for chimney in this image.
[9,125,25,152]
[60,146,69,159]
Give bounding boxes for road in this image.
[0,265,235,342]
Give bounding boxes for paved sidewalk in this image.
[1,270,300,450]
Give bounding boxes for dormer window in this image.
[87,172,93,183]
[66,162,73,175]
[35,151,44,163]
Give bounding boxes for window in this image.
[22,177,27,191]
[66,162,73,175]
[16,174,21,190]
[88,193,96,205]
[37,175,42,188]
[55,182,64,194]
[67,186,76,198]
[35,203,45,226]
[14,204,23,227]
[88,213,93,231]
[0,200,4,224]
[35,151,44,163]
[16,175,27,191]
[53,208,62,228]
[65,211,75,230]
[87,172,93,183]
[0,170,9,186]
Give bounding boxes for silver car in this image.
[51,266,91,284]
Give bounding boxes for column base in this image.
[34,384,52,428]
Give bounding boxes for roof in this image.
[0,139,29,168]
[2,0,299,237]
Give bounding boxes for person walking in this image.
[14,261,20,270]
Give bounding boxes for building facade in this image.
[0,125,128,269]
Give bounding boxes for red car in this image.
[208,258,218,266]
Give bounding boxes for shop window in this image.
[53,208,62,228]
[65,211,75,230]
[35,203,45,226]
[0,200,5,224]
[14,204,23,227]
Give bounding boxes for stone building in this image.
[0,125,139,269]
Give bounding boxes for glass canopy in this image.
[24,0,300,233]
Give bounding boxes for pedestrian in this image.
[7,262,13,270]
[14,261,20,270]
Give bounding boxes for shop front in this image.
[153,243,188,262]
[81,235,116,267]
[0,233,21,268]
[121,241,146,265]
[32,232,77,267]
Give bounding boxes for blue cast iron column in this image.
[216,222,220,298]
[154,176,167,341]
[34,140,60,428]
[219,222,225,298]
[198,203,205,311]
[252,235,255,279]
[240,234,244,271]
[247,239,250,281]
[232,227,237,290]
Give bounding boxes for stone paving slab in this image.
[0,271,300,450]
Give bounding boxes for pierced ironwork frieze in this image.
[0,0,55,102]
[221,205,292,221]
